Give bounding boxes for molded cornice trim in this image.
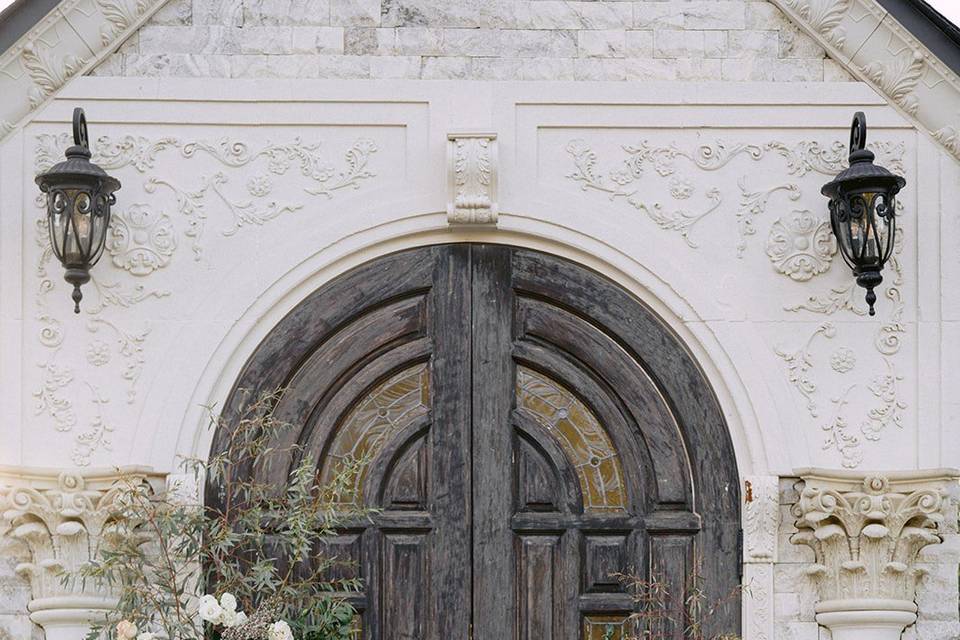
[0,0,169,139]
[769,0,960,161]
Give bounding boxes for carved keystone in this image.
[790,468,959,640]
[0,466,166,640]
[447,133,498,226]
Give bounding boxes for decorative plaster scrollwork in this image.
[87,318,148,405]
[736,179,800,257]
[35,133,179,174]
[784,283,867,315]
[766,210,837,281]
[564,139,730,247]
[790,471,955,604]
[73,384,114,466]
[34,359,76,432]
[106,204,177,276]
[822,386,862,468]
[686,140,765,170]
[775,322,836,417]
[145,177,209,260]
[86,279,171,314]
[860,49,925,117]
[860,357,905,442]
[180,137,378,197]
[447,133,498,225]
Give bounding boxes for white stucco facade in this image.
[1,0,959,639]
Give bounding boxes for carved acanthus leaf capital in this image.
[790,468,959,604]
[0,466,166,606]
[447,133,498,226]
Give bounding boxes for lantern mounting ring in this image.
[849,111,866,154]
[72,107,88,150]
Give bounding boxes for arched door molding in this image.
[206,242,743,638]
[164,214,786,478]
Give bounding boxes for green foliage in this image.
[74,390,366,640]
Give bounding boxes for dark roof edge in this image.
[876,0,960,77]
[0,0,63,55]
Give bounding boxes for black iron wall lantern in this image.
[35,108,121,313]
[821,112,905,316]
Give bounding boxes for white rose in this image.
[198,598,224,625]
[219,592,237,613]
[267,620,294,640]
[234,611,248,626]
[116,620,138,640]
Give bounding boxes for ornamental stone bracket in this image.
[0,466,167,640]
[790,468,960,640]
[446,132,498,226]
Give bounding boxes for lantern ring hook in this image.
[72,107,88,150]
[849,111,866,153]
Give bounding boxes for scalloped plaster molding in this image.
[769,0,960,163]
[0,0,170,140]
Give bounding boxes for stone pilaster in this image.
[0,466,166,640]
[741,475,780,640]
[790,468,959,640]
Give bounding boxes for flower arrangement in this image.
[75,390,365,640]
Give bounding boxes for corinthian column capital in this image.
[790,468,959,640]
[0,466,166,640]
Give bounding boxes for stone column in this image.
[0,466,166,640]
[791,469,959,640]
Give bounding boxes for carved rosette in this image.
[0,467,166,638]
[790,470,957,608]
[447,133,498,225]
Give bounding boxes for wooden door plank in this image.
[428,244,473,640]
[470,244,517,639]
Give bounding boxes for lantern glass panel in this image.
[49,190,68,257]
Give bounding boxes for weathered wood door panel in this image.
[214,244,741,639]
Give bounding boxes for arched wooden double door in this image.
[215,244,740,639]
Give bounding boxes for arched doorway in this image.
[211,244,741,639]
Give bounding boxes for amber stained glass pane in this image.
[583,615,628,640]
[319,363,430,506]
[516,367,626,513]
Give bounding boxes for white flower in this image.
[219,592,237,613]
[137,634,156,640]
[220,608,238,627]
[116,621,138,640]
[198,594,224,624]
[267,620,294,640]
[234,611,248,626]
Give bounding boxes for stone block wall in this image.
[88,0,855,81]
